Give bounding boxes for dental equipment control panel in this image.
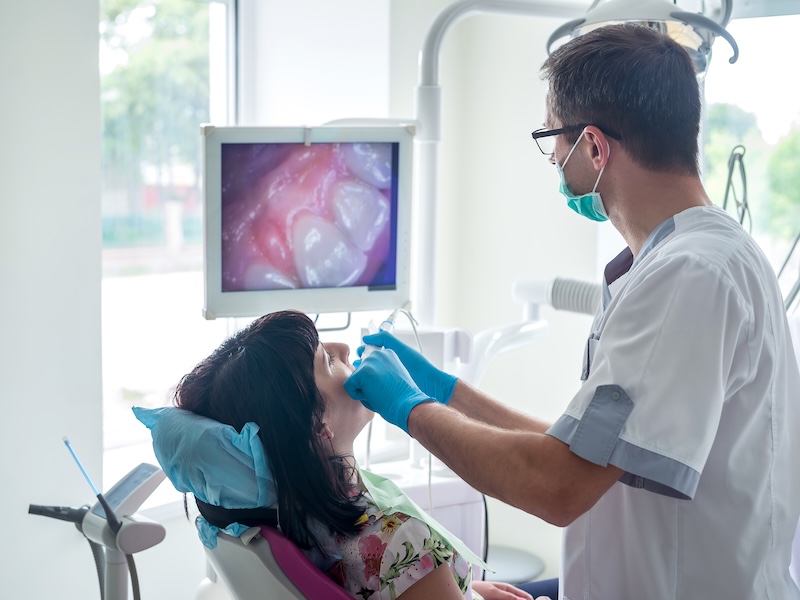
[29,439,167,600]
[80,462,167,554]
[90,462,161,518]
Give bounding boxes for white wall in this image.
[238,0,391,126]
[0,1,104,597]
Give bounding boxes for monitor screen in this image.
[202,125,413,319]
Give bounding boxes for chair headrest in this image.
[132,406,277,509]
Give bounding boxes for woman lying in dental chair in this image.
[138,310,534,600]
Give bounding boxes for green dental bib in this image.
[358,468,492,572]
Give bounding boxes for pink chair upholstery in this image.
[261,527,353,599]
[203,524,352,600]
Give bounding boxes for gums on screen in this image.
[220,141,399,293]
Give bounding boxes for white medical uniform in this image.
[548,205,800,600]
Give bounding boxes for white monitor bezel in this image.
[202,124,414,319]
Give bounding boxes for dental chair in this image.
[203,524,352,600]
[133,406,356,600]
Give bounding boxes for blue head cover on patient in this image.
[132,406,278,548]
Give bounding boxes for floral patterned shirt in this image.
[322,487,482,600]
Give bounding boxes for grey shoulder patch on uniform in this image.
[569,384,632,466]
[547,396,702,500]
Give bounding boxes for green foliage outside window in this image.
[704,103,800,244]
[100,0,209,249]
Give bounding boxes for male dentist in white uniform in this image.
[346,23,800,600]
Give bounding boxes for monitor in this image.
[202,125,413,319]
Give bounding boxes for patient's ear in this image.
[318,423,334,440]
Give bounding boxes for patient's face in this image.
[314,342,373,447]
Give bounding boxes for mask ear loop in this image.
[560,129,585,169]
[590,137,611,193]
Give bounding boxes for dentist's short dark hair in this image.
[541,23,701,176]
[173,310,363,555]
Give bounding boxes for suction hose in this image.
[513,277,601,316]
[549,277,601,315]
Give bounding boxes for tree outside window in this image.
[100,0,232,491]
[703,14,800,288]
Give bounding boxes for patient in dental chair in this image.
[144,310,533,600]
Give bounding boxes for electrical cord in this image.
[363,307,490,555]
[481,493,489,580]
[722,144,751,231]
[362,307,433,510]
[83,538,140,600]
[87,539,106,600]
[386,308,434,514]
[777,231,800,312]
[777,230,800,281]
[364,420,373,470]
[126,553,141,600]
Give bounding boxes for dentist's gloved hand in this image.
[344,348,434,434]
[354,331,458,404]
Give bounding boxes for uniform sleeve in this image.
[548,252,752,499]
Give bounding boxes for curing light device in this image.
[28,438,167,600]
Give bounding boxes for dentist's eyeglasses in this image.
[531,124,621,155]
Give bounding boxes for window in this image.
[703,13,800,306]
[100,0,236,501]
[100,0,405,506]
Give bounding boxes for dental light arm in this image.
[461,319,549,385]
[413,0,586,328]
[454,277,600,384]
[418,0,587,87]
[325,1,706,327]
[412,0,733,326]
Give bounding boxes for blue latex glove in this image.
[344,348,434,434]
[354,331,458,404]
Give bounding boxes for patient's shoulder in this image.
[328,498,471,599]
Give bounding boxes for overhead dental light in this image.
[547,0,739,77]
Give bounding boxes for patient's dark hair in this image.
[173,310,363,554]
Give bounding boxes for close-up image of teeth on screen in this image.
[220,141,399,293]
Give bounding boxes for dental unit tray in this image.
[29,446,167,600]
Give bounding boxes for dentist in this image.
[345,23,800,600]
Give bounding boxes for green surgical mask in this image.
[556,130,608,222]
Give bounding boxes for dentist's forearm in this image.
[407,401,564,523]
[448,380,551,433]
[406,400,623,526]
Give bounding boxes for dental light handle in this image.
[672,11,739,64]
